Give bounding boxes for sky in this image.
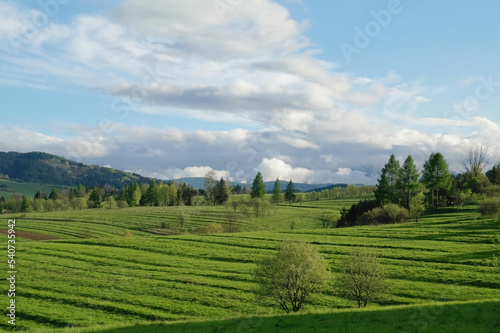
[1,0,500,185]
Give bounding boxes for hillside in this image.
[0,151,155,189]
[1,203,499,332]
[0,151,346,194]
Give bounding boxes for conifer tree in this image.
[251,172,266,199]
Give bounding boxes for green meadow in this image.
[1,199,499,332]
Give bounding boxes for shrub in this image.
[198,223,224,235]
[478,198,500,218]
[254,240,330,313]
[336,247,390,307]
[338,199,379,227]
[357,204,409,225]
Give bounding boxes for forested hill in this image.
[0,151,154,188]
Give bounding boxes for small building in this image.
[447,195,460,207]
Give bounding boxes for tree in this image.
[284,180,296,205]
[421,152,451,209]
[318,212,338,228]
[254,240,330,313]
[48,188,58,200]
[89,187,101,208]
[204,170,218,205]
[460,144,489,182]
[250,172,266,199]
[486,162,500,185]
[409,192,426,222]
[21,196,31,212]
[336,247,389,308]
[398,155,421,208]
[271,178,282,205]
[383,154,401,204]
[374,171,391,205]
[143,181,160,206]
[215,178,229,205]
[296,192,305,206]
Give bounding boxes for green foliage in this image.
[398,155,421,208]
[383,154,401,204]
[197,223,224,234]
[336,247,389,307]
[421,152,452,209]
[318,212,338,228]
[357,204,409,225]
[338,199,379,227]
[89,187,101,208]
[254,240,330,313]
[284,180,296,205]
[142,181,160,206]
[409,192,426,222]
[250,172,266,199]
[478,198,500,218]
[271,178,282,205]
[486,163,500,185]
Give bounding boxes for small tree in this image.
[250,172,266,199]
[409,192,426,222]
[336,247,389,308]
[284,180,296,206]
[255,240,330,313]
[271,178,283,205]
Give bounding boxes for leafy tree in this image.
[21,196,31,212]
[296,192,305,207]
[48,188,58,200]
[250,172,266,199]
[284,180,296,205]
[89,187,101,208]
[254,240,330,313]
[409,192,426,222]
[204,170,218,205]
[318,212,338,228]
[398,155,421,208]
[421,152,451,209]
[271,178,282,205]
[338,199,379,228]
[336,247,389,308]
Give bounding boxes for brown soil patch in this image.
[0,229,61,241]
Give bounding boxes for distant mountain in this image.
[0,151,346,192]
[173,177,343,193]
[0,151,154,189]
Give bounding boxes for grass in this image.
[0,179,68,198]
[0,200,499,332]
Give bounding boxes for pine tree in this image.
[251,172,266,199]
[143,181,160,206]
[215,178,229,205]
[272,178,282,205]
[421,152,451,209]
[89,187,101,208]
[284,180,296,206]
[384,154,401,204]
[374,171,391,205]
[399,155,421,208]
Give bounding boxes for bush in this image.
[357,204,409,225]
[198,223,224,235]
[336,247,389,307]
[478,198,500,218]
[254,240,330,313]
[338,199,379,227]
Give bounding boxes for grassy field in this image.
[1,200,499,332]
[0,179,68,198]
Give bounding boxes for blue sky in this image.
[1,0,500,184]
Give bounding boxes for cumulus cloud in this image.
[2,0,500,186]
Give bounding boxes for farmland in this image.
[1,199,499,332]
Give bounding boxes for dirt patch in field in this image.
[0,229,61,241]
